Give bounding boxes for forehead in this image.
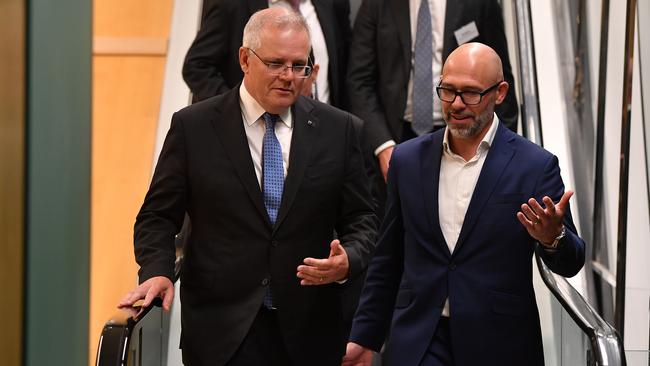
[441,58,492,89]
[257,26,310,60]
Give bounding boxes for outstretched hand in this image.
[297,239,349,285]
[517,190,573,246]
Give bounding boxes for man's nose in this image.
[450,93,466,109]
[278,66,296,81]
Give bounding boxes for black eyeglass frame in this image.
[435,81,503,105]
[246,47,313,78]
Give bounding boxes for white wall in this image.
[535,0,650,360]
[623,11,650,358]
[524,0,649,362]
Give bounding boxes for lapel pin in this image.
[307,120,314,127]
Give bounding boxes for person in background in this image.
[347,0,519,217]
[342,43,584,366]
[183,0,351,108]
[119,8,377,366]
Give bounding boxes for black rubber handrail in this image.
[95,256,183,366]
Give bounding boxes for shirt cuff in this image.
[374,140,396,156]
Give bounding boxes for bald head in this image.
[442,43,504,85]
[438,43,509,142]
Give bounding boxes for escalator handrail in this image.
[512,0,626,365]
[535,254,625,365]
[95,256,183,366]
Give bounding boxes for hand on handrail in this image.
[118,276,175,315]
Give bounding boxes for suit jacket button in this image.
[271,240,279,247]
[261,278,270,286]
[449,263,457,271]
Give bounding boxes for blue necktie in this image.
[262,112,284,225]
[412,0,434,135]
[262,112,284,309]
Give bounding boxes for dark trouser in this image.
[418,317,454,366]
[225,307,293,366]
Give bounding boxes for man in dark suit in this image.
[342,43,585,366]
[348,0,518,189]
[183,0,351,108]
[119,8,377,366]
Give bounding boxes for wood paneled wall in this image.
[0,0,25,365]
[90,0,173,364]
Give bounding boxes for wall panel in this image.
[0,0,25,364]
[26,0,91,364]
[90,0,173,364]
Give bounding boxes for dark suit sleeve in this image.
[134,113,188,283]
[336,113,380,281]
[348,145,405,350]
[182,0,234,101]
[481,0,519,131]
[347,0,394,152]
[533,155,585,277]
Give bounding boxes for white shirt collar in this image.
[239,84,292,128]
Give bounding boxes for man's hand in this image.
[377,146,394,182]
[118,276,174,311]
[341,342,374,366]
[297,239,349,285]
[517,190,573,246]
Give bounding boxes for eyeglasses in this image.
[246,48,313,78]
[435,81,503,105]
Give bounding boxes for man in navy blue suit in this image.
[342,43,585,366]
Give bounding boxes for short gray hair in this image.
[242,7,311,50]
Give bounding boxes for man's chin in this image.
[448,126,472,139]
[448,121,481,139]
[264,95,298,113]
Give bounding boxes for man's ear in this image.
[495,81,509,105]
[239,47,249,73]
[311,64,320,79]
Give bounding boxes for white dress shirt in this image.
[239,84,293,187]
[270,0,330,103]
[239,84,349,283]
[438,115,499,316]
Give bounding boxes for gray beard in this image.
[448,110,492,139]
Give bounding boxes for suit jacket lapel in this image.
[211,89,270,226]
[421,132,451,257]
[453,124,516,255]
[312,0,337,63]
[442,0,462,59]
[312,0,339,102]
[273,97,315,231]
[389,0,412,76]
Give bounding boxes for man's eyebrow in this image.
[265,57,284,64]
[439,83,482,91]
[266,57,308,65]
